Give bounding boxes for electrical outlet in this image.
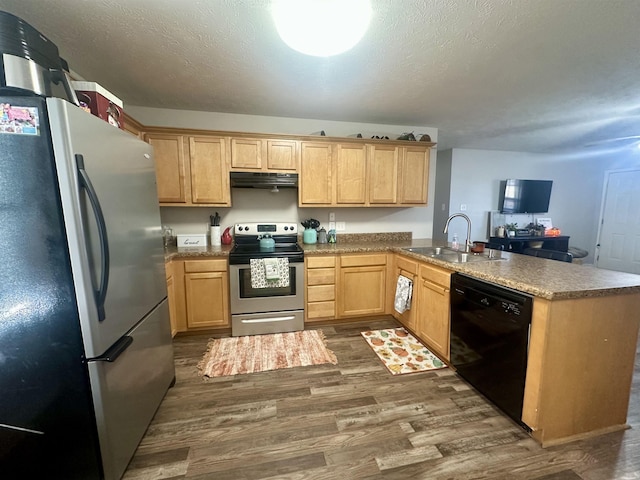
[329,221,336,230]
[336,221,346,231]
[329,212,335,222]
[460,204,467,211]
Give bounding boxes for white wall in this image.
[127,106,439,239]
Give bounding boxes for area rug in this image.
[198,330,337,378]
[361,328,447,375]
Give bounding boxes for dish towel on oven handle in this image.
[249,258,290,288]
[394,275,413,314]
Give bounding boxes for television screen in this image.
[499,179,553,213]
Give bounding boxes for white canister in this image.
[210,226,221,247]
[496,226,505,238]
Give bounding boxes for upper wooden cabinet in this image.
[299,142,333,205]
[369,144,399,205]
[230,137,299,172]
[145,133,187,204]
[189,136,230,205]
[399,146,430,204]
[230,138,264,170]
[141,124,433,208]
[299,141,430,207]
[145,131,230,207]
[335,143,367,205]
[267,139,298,171]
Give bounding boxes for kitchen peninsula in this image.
[165,236,640,447]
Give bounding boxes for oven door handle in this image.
[240,316,296,324]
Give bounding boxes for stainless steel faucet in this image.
[443,213,472,252]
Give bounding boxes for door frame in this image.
[594,167,640,270]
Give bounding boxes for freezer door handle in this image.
[76,154,110,322]
[93,335,133,363]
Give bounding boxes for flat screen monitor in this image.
[499,179,553,214]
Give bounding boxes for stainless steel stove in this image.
[229,222,304,336]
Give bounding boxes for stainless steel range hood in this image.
[230,171,298,189]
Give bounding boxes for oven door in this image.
[229,261,304,315]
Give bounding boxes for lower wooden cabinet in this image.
[165,261,179,337]
[415,262,452,361]
[338,254,387,318]
[391,255,419,332]
[168,258,230,333]
[305,255,336,321]
[184,259,229,329]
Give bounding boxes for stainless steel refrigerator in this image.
[0,96,175,479]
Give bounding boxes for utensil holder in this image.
[210,226,221,246]
[303,228,317,244]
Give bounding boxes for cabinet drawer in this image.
[184,258,227,273]
[396,256,418,275]
[307,301,336,319]
[340,254,387,267]
[419,263,452,288]
[307,284,335,302]
[307,268,336,285]
[307,256,336,268]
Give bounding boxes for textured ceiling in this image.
[2,0,640,155]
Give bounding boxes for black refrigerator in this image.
[0,95,175,479]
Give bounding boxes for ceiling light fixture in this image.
[271,0,372,57]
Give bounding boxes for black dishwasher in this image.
[450,273,532,428]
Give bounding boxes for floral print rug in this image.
[361,328,447,375]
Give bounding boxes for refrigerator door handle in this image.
[76,153,110,322]
[92,336,133,362]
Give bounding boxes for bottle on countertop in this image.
[452,233,459,250]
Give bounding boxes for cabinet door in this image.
[399,147,429,205]
[339,266,386,317]
[230,138,263,170]
[146,134,187,203]
[369,145,399,204]
[416,264,451,360]
[338,255,387,317]
[393,256,419,331]
[335,143,366,205]
[165,265,178,337]
[189,136,231,205]
[300,142,333,205]
[267,139,298,171]
[184,271,229,328]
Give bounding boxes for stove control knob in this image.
[284,226,289,231]
[244,226,250,231]
[290,225,295,231]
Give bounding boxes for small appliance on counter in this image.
[0,11,78,103]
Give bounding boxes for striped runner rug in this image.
[198,329,337,377]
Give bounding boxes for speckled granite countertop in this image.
[165,233,640,300]
[164,244,232,261]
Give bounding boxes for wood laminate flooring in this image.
[123,318,640,479]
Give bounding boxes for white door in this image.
[595,169,640,274]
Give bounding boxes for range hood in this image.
[230,171,298,189]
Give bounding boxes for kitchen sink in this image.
[401,247,506,263]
